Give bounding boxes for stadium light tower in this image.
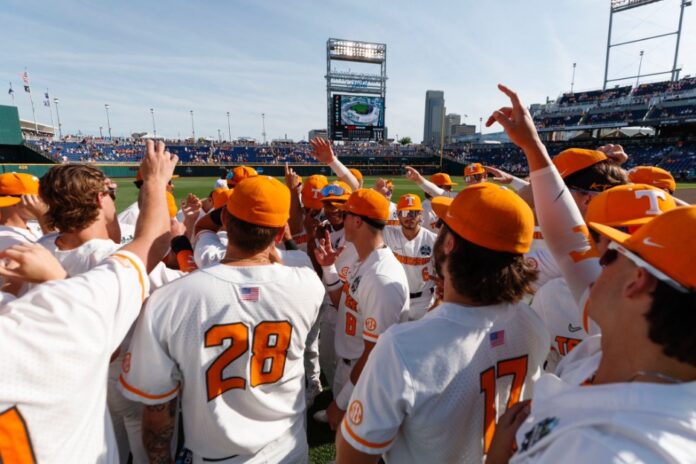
[150,108,157,137]
[261,113,267,145]
[104,104,112,140]
[636,50,645,85]
[603,0,691,89]
[190,110,196,141]
[571,62,577,92]
[226,111,231,142]
[53,97,63,140]
[99,126,103,138]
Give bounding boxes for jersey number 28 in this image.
[205,321,293,401]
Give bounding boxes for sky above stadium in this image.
[3,0,696,142]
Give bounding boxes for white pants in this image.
[108,355,148,464]
[333,357,357,399]
[318,303,338,387]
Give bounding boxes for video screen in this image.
[333,95,384,128]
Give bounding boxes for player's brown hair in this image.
[645,281,696,366]
[564,159,628,191]
[39,164,107,233]
[224,211,282,253]
[435,224,538,305]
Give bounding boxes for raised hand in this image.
[486,84,541,152]
[484,166,513,184]
[284,162,301,190]
[404,165,424,184]
[597,143,628,165]
[139,140,178,187]
[21,194,49,218]
[0,243,67,283]
[313,230,344,267]
[309,137,336,164]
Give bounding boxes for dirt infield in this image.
[677,187,696,204]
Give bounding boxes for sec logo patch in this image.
[348,400,363,425]
[122,352,131,373]
[365,318,377,331]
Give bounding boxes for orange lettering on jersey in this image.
[0,407,36,463]
[422,266,430,282]
[480,355,529,453]
[387,219,400,226]
[250,321,293,387]
[392,252,431,266]
[345,312,357,336]
[205,323,249,401]
[554,336,582,356]
[348,400,364,425]
[568,225,599,263]
[342,283,358,311]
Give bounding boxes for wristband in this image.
[510,176,530,191]
[335,379,355,410]
[321,265,341,290]
[328,159,351,178]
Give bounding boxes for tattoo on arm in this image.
[143,398,177,464]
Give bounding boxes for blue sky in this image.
[2,0,695,142]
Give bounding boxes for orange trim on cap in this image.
[119,374,180,401]
[342,417,395,449]
[386,219,400,226]
[111,253,146,302]
[392,252,431,266]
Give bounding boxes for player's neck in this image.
[442,273,481,307]
[353,233,385,261]
[57,221,110,250]
[222,245,273,267]
[0,211,28,229]
[401,225,420,241]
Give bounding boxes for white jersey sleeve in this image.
[525,247,560,290]
[340,329,413,455]
[529,166,601,305]
[193,230,226,268]
[119,295,182,405]
[359,273,409,343]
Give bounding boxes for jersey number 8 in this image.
[205,321,293,401]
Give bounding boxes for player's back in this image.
[127,263,324,459]
[361,301,549,463]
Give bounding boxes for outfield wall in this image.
[0,162,443,178]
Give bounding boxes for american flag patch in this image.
[240,287,260,302]
[489,330,505,347]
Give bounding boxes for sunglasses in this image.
[103,187,116,200]
[600,241,689,293]
[321,184,347,197]
[400,210,421,218]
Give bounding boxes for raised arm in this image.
[404,166,447,197]
[309,138,360,191]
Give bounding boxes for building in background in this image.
[444,113,461,142]
[423,90,445,146]
[308,129,328,141]
[451,124,476,138]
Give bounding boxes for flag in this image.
[24,85,31,93]
[19,71,29,85]
[489,330,505,347]
[43,91,50,106]
[7,82,13,95]
[240,287,260,302]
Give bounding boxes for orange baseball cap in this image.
[590,206,696,292]
[321,181,352,203]
[228,166,257,187]
[336,188,390,222]
[397,193,422,211]
[211,188,234,209]
[349,168,363,184]
[301,175,328,210]
[432,183,534,254]
[553,148,607,179]
[165,191,178,218]
[585,184,677,228]
[431,196,453,218]
[0,173,39,207]
[226,176,290,228]
[464,163,485,177]
[430,173,457,186]
[628,166,676,193]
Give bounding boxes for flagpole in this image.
[46,89,55,138]
[8,82,15,105]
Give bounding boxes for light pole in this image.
[571,62,577,92]
[479,117,483,134]
[150,108,157,137]
[226,111,231,142]
[261,113,267,145]
[53,97,63,140]
[104,104,112,140]
[218,129,222,143]
[636,50,645,86]
[190,110,196,141]
[99,126,103,138]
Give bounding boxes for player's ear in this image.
[444,231,455,254]
[274,226,286,244]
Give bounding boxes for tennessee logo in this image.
[525,257,538,270]
[339,266,350,280]
[122,352,131,374]
[365,318,377,332]
[348,400,364,425]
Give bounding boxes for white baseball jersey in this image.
[193,230,227,268]
[0,251,148,463]
[386,202,399,226]
[334,246,409,361]
[524,246,560,291]
[383,226,436,320]
[341,301,550,463]
[421,198,440,232]
[511,335,696,463]
[117,202,139,244]
[0,225,38,251]
[119,263,325,460]
[531,277,586,372]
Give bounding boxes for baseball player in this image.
[383,193,437,320]
[313,188,409,430]
[119,176,325,463]
[335,183,549,463]
[308,137,361,191]
[291,174,328,251]
[422,173,457,231]
[226,165,257,188]
[372,179,399,226]
[628,165,690,205]
[0,140,177,463]
[485,84,696,463]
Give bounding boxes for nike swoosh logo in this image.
[568,324,582,333]
[642,237,664,248]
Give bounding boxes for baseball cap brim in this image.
[431,197,453,219]
[0,197,22,208]
[588,222,631,246]
[322,195,349,203]
[398,205,422,212]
